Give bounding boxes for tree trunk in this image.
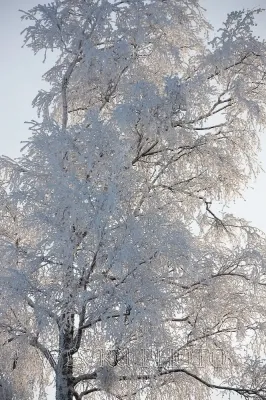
[56,316,74,400]
[56,356,73,400]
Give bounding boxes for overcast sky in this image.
[0,1,265,399]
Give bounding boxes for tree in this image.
[0,332,45,399]
[1,1,266,399]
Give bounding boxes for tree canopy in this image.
[1,1,266,399]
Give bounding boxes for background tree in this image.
[0,332,45,399]
[1,1,266,399]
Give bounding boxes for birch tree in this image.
[1,1,266,399]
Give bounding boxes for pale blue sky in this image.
[0,1,265,399]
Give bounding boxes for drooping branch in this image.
[118,368,266,399]
[29,337,57,371]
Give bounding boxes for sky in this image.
[0,1,265,399]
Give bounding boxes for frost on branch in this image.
[1,1,266,400]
